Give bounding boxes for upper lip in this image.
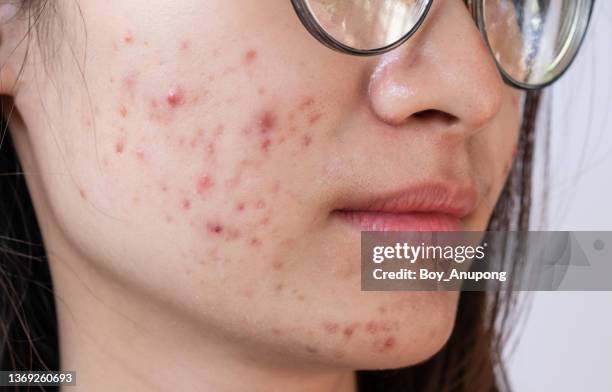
[335,180,480,218]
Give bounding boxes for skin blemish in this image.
[272,259,284,271]
[365,321,393,335]
[196,174,214,195]
[271,328,282,335]
[343,323,360,339]
[180,39,190,50]
[302,135,312,147]
[167,87,185,108]
[79,188,87,200]
[206,222,224,235]
[236,202,246,212]
[181,199,192,210]
[260,139,271,152]
[274,283,284,292]
[122,72,139,94]
[255,111,277,134]
[308,113,322,125]
[249,237,261,247]
[119,105,128,118]
[135,148,146,162]
[255,200,266,209]
[379,337,396,352]
[305,346,318,354]
[123,31,134,44]
[115,141,125,155]
[243,49,258,65]
[298,96,315,111]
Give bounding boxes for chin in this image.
[321,291,459,370]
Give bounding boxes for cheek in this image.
[81,37,328,274]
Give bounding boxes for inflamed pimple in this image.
[243,49,258,65]
[258,111,277,133]
[196,174,214,195]
[206,222,224,235]
[167,87,185,108]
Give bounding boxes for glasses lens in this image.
[303,0,431,51]
[482,0,592,87]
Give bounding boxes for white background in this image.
[508,2,612,391]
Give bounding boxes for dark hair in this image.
[0,2,542,391]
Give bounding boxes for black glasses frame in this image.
[290,0,596,90]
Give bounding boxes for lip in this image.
[333,181,479,232]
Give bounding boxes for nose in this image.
[367,1,504,136]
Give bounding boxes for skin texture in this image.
[0,1,521,391]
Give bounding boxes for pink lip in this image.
[334,182,479,232]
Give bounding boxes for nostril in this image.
[412,109,459,126]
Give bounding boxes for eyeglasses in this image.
[291,0,595,90]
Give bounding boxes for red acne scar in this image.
[302,135,312,147]
[167,87,185,108]
[196,174,214,195]
[258,111,276,134]
[115,141,125,154]
[366,321,393,334]
[343,324,359,338]
[380,337,396,352]
[236,202,246,212]
[249,237,261,247]
[272,259,284,271]
[260,139,271,152]
[243,49,257,65]
[305,346,318,354]
[123,31,134,44]
[308,113,322,125]
[206,223,224,235]
[122,72,138,92]
[180,40,190,50]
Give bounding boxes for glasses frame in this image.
[290,0,596,90]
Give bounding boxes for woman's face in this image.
[7,0,520,370]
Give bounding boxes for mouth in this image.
[332,181,479,232]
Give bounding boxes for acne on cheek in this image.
[103,42,327,268]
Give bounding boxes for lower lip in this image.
[335,211,462,232]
